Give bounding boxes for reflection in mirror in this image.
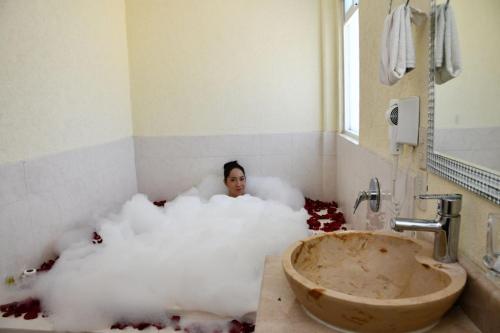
[428,0,500,205]
[433,0,500,175]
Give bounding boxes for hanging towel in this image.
[379,5,427,86]
[435,4,462,84]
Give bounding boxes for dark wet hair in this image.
[223,161,245,182]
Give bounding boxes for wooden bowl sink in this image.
[282,231,466,333]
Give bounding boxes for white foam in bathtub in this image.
[183,174,305,211]
[3,177,308,331]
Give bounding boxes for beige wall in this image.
[126,0,324,136]
[0,0,133,164]
[435,0,500,129]
[359,0,429,157]
[358,0,500,269]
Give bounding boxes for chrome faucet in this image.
[390,194,462,263]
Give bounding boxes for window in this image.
[342,0,359,137]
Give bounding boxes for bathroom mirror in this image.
[428,0,500,204]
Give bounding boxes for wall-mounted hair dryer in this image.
[385,96,420,155]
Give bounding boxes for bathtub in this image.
[0,197,345,333]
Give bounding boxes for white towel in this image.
[379,5,427,86]
[435,4,462,84]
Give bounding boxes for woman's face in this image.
[225,168,246,197]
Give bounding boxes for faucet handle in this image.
[417,193,462,216]
[353,178,381,214]
[354,191,369,214]
[417,194,462,200]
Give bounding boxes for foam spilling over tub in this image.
[1,176,345,332]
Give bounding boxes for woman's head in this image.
[223,161,246,197]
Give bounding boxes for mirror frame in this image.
[427,0,500,205]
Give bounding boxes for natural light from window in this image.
[343,1,359,137]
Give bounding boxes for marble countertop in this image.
[255,256,481,333]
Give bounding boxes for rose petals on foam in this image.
[38,258,58,272]
[92,232,103,244]
[0,298,42,320]
[153,200,167,207]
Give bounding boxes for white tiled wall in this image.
[0,132,339,277]
[336,134,415,230]
[134,132,337,202]
[135,131,414,232]
[0,138,137,276]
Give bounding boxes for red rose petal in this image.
[24,311,38,320]
[0,302,17,312]
[137,322,150,330]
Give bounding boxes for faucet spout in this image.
[390,218,442,233]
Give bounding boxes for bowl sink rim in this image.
[282,230,467,307]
